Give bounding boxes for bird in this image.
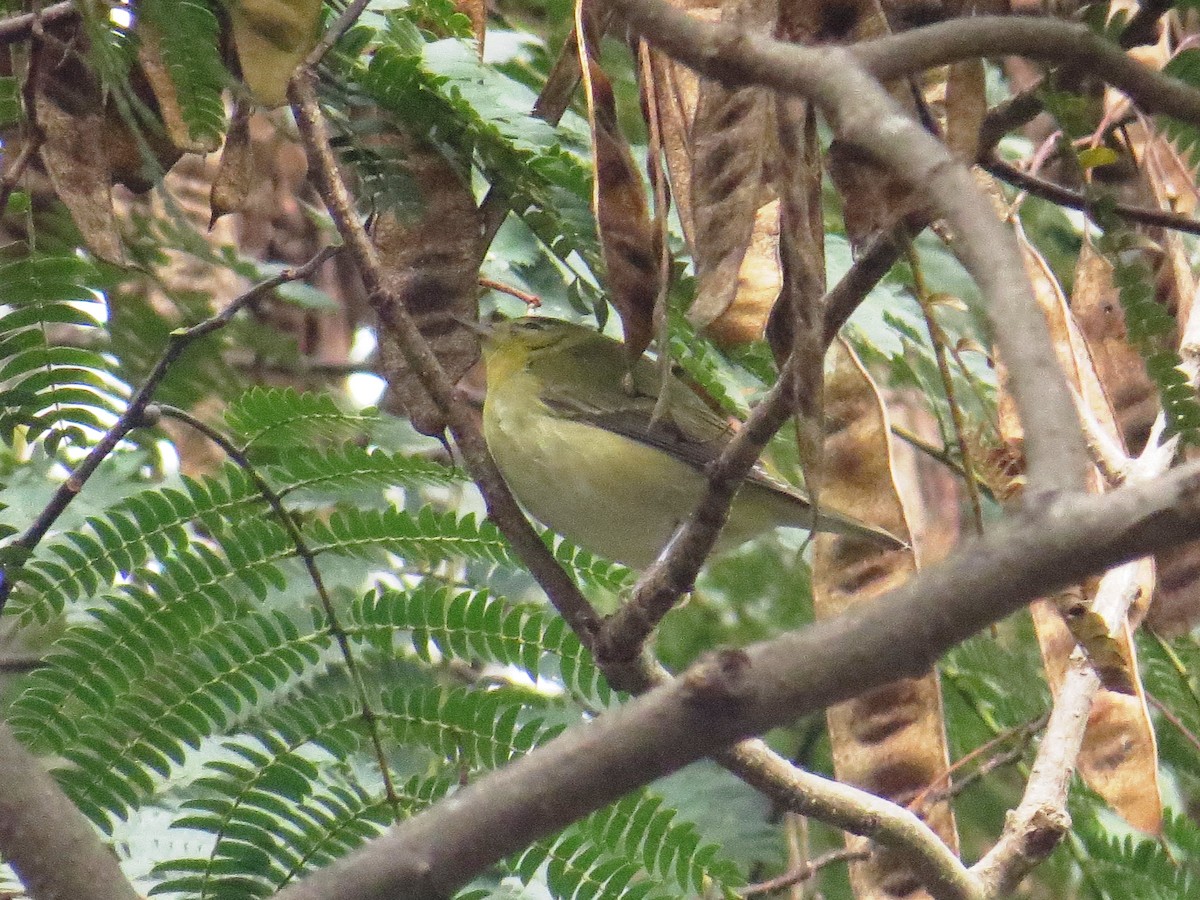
[479,316,905,569]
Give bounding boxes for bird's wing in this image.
[535,339,907,549]
[536,344,800,494]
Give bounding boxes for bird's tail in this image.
[812,508,908,551]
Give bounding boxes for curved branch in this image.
[0,723,139,900]
[272,459,1200,900]
[985,157,1200,237]
[851,16,1200,127]
[604,0,1089,492]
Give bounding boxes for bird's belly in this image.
[486,407,714,569]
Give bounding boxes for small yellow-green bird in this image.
[480,317,904,569]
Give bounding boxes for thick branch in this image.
[606,0,1089,490]
[0,723,139,900]
[287,72,606,655]
[0,1,75,44]
[851,17,1200,127]
[273,462,1200,900]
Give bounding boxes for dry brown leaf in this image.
[1071,245,1160,457]
[372,135,484,437]
[944,59,986,162]
[453,0,488,55]
[1031,597,1162,834]
[210,104,255,226]
[35,89,123,265]
[995,224,1162,833]
[1014,228,1139,687]
[814,341,957,900]
[643,0,786,344]
[787,0,922,248]
[688,82,772,333]
[575,0,660,358]
[138,20,222,154]
[641,0,718,247]
[230,0,324,108]
[767,97,825,499]
[684,0,781,341]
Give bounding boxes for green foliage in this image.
[1070,787,1197,899]
[514,790,746,899]
[0,254,127,454]
[3,3,1200,899]
[1162,49,1200,165]
[1094,208,1200,442]
[354,20,602,304]
[139,0,227,143]
[0,377,678,897]
[347,586,613,706]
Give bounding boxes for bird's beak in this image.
[452,314,492,336]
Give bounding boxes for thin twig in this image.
[890,423,998,504]
[742,849,870,898]
[986,157,1200,238]
[908,713,1048,814]
[905,239,986,536]
[978,88,1045,163]
[821,224,911,345]
[0,247,340,614]
[155,405,403,821]
[922,745,1028,811]
[0,1,75,44]
[0,135,40,220]
[478,276,541,308]
[0,5,47,220]
[1147,692,1200,757]
[1148,630,1200,723]
[305,0,372,68]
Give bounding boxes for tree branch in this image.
[597,217,920,663]
[0,723,139,900]
[605,0,1090,490]
[0,246,340,614]
[272,460,1200,900]
[718,740,984,900]
[851,17,1200,127]
[743,848,870,898]
[290,20,986,890]
[287,71,608,660]
[986,157,1200,237]
[971,661,1099,895]
[0,1,75,44]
